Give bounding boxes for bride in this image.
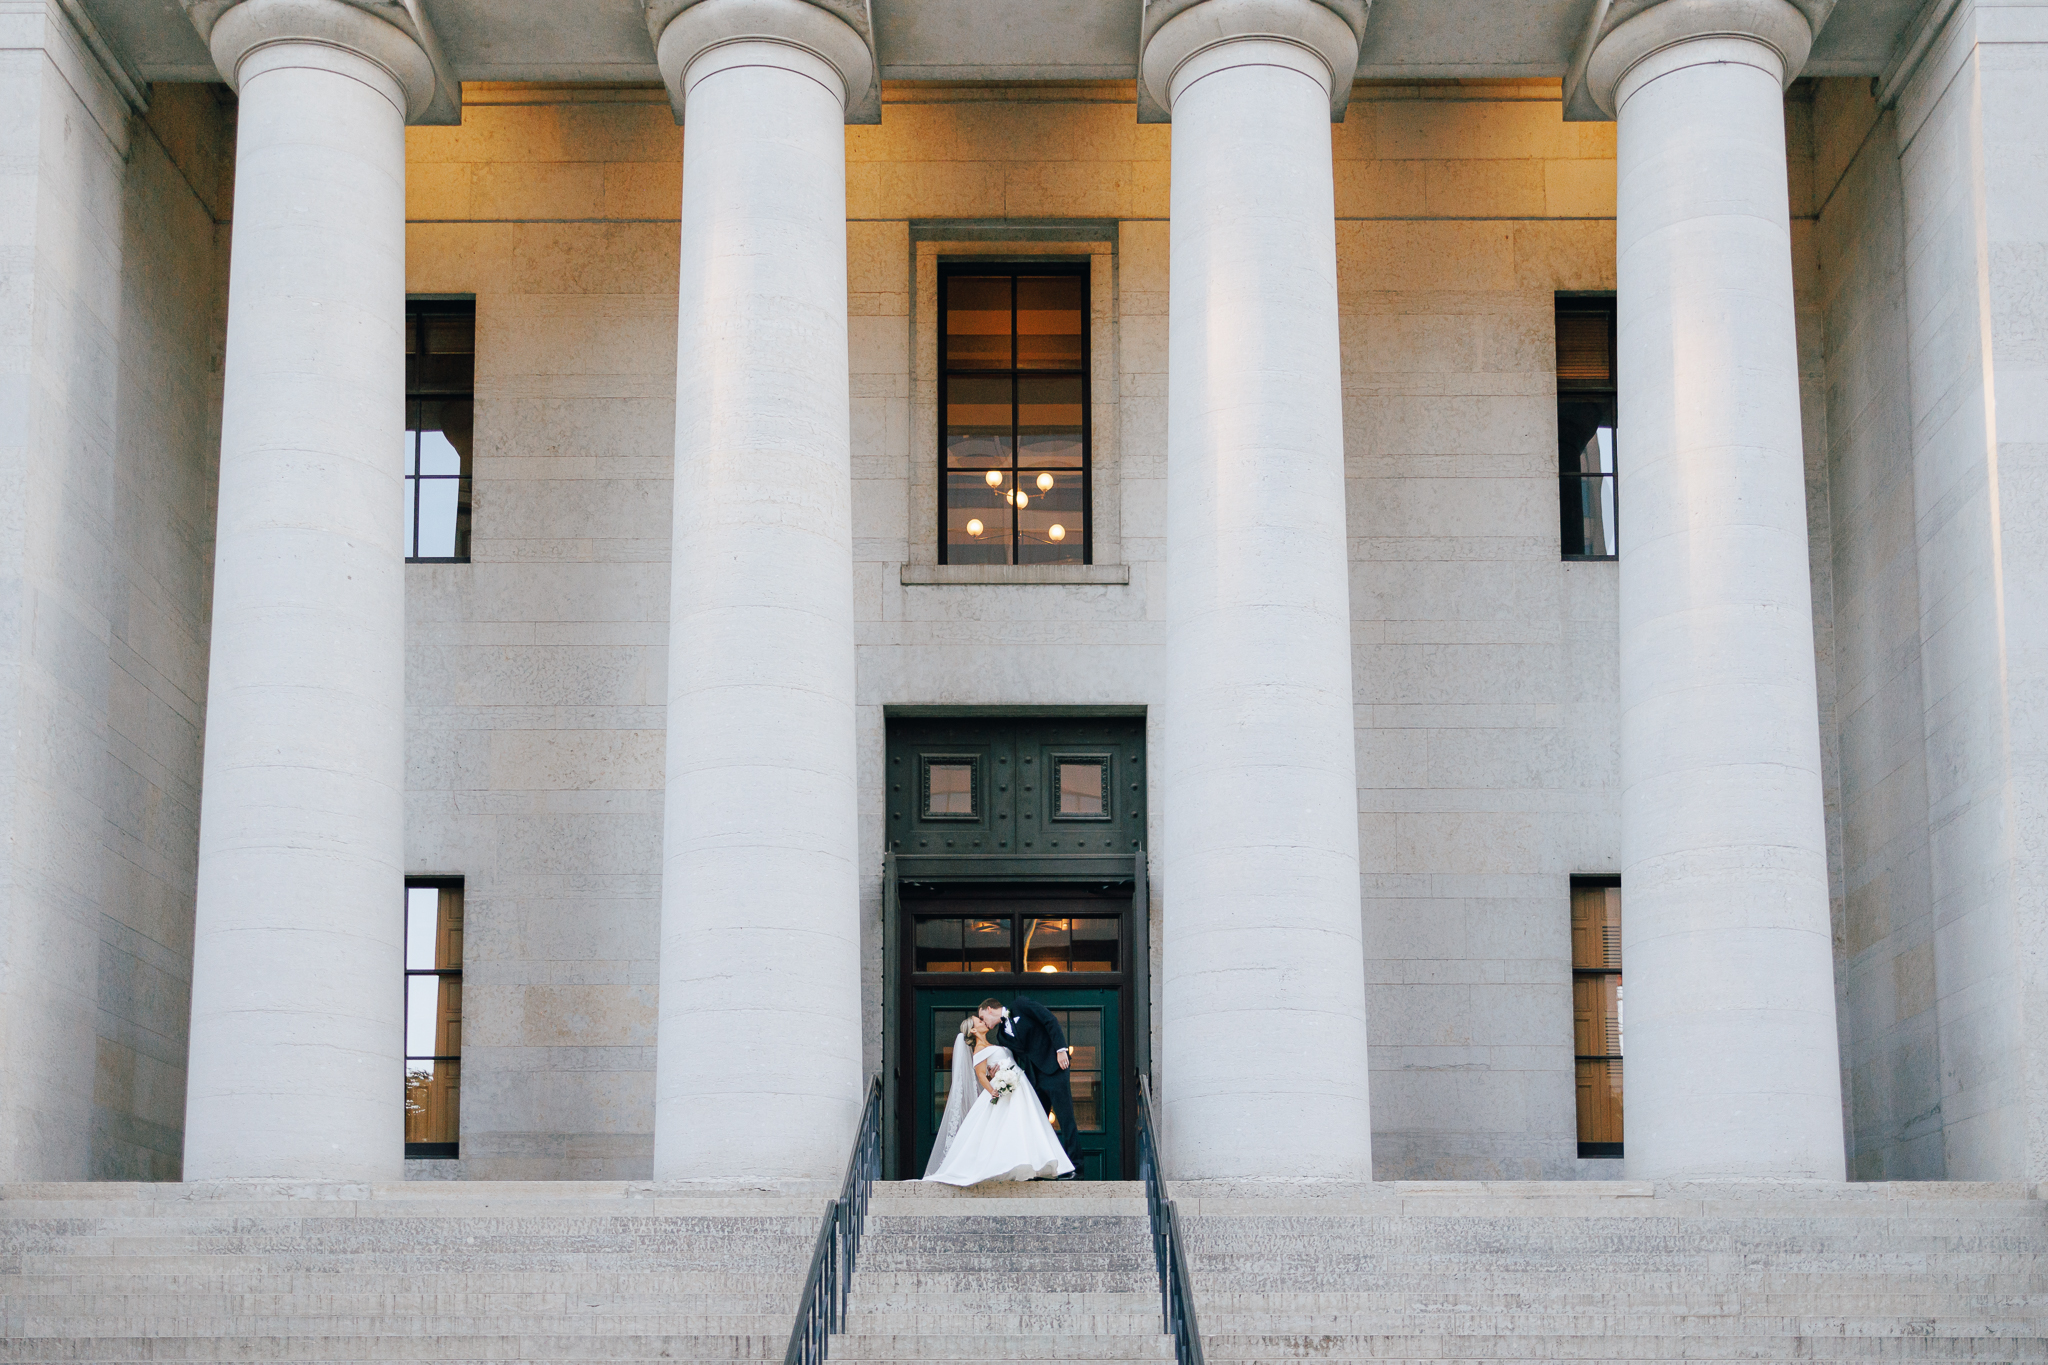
[923,1014,1075,1185]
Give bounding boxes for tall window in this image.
[940,265,1089,565]
[1571,877,1622,1157]
[405,299,474,562]
[1557,296,1616,559]
[405,879,463,1158]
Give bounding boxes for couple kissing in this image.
[922,996,1080,1185]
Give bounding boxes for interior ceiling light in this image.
[1039,964,1058,973]
[965,518,984,536]
[984,469,1003,487]
[1048,524,1065,541]
[1036,472,1054,492]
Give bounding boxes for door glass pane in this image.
[1056,761,1105,815]
[1024,918,1071,974]
[405,1058,460,1144]
[945,276,1011,370]
[1016,275,1084,370]
[946,472,1010,565]
[1049,1008,1103,1131]
[915,918,965,972]
[925,762,975,816]
[931,1009,964,1131]
[1071,918,1120,973]
[405,886,441,970]
[945,374,1012,469]
[1016,375,1084,467]
[965,918,1012,973]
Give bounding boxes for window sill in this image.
[902,563,1129,586]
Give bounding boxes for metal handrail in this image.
[1137,1076,1207,1365]
[783,1074,884,1365]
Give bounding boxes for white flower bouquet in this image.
[989,1065,1021,1104]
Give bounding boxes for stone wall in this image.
[0,13,223,1181]
[400,78,1635,1181]
[1809,78,1945,1180]
[93,82,229,1181]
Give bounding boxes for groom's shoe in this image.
[1055,1170,1078,1180]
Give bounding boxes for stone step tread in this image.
[827,1335,1175,1358]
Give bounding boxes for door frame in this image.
[886,873,1147,1179]
[911,986,1122,1180]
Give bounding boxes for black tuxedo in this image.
[1003,996,1079,1168]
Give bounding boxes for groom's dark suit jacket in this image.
[1005,996,1079,1165]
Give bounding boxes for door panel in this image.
[913,987,1121,1180]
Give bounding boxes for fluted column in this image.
[648,0,870,1181]
[1584,0,1846,1180]
[1143,0,1374,1179]
[182,0,449,1180]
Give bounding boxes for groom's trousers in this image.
[1026,1062,1080,1166]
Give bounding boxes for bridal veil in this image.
[922,1019,980,1177]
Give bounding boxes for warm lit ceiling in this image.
[80,0,1930,88]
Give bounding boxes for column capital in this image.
[644,0,879,125]
[1137,0,1367,122]
[1565,0,1827,120]
[182,0,459,124]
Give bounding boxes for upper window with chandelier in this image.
[940,265,1090,565]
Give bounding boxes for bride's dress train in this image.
[922,1043,1074,1186]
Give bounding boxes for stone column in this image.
[1142,0,1375,1180]
[647,0,870,1181]
[181,0,447,1181]
[1584,0,1846,1181]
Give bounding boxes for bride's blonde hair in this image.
[958,1015,986,1040]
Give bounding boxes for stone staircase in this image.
[4,1178,2043,1363]
[0,1181,822,1362]
[1179,1180,2048,1362]
[831,1181,1174,1365]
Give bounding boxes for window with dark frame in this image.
[1557,296,1617,560]
[404,879,463,1158]
[911,914,1122,976]
[405,299,475,563]
[940,265,1090,565]
[1571,877,1622,1158]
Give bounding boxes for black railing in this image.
[1137,1076,1206,1365]
[783,1074,884,1365]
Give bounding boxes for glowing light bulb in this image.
[984,469,1003,487]
[1036,472,1054,493]
[1039,964,1058,973]
[1015,492,1029,510]
[1048,524,1066,542]
[965,518,984,537]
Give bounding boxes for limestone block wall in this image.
[0,16,224,1182]
[95,85,230,1181]
[404,85,679,1180]
[1809,79,1945,1181]
[1335,83,1623,1179]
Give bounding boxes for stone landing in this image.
[2,1179,2044,1361]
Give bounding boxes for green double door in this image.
[913,988,1121,1180]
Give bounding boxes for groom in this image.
[980,996,1080,1179]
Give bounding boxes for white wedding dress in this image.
[922,1043,1075,1185]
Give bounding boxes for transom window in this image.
[922,757,979,819]
[940,265,1089,565]
[404,879,463,1158]
[405,299,474,563]
[1557,297,1617,560]
[1054,758,1109,818]
[913,916,1121,975]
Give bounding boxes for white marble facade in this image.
[1,0,2045,1189]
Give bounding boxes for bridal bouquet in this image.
[989,1066,1022,1104]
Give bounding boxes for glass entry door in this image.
[913,987,1121,1180]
